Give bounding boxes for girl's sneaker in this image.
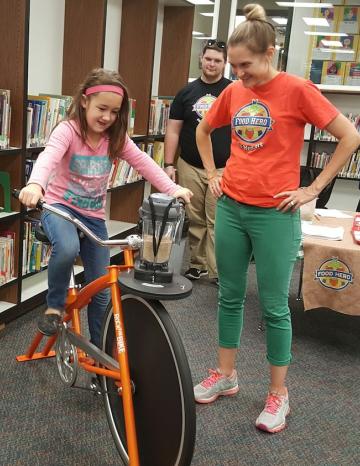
[194,369,239,404]
[255,392,290,433]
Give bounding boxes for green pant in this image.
[215,195,301,366]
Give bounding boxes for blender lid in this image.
[139,193,181,220]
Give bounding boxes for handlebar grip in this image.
[12,188,44,210]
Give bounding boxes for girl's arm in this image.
[120,136,192,202]
[19,122,72,207]
[275,113,360,211]
[196,119,222,198]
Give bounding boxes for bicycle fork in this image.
[109,267,140,466]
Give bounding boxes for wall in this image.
[104,0,122,71]
[28,0,65,95]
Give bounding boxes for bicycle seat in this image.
[34,223,84,244]
[34,223,50,244]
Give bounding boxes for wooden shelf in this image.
[0,211,20,221]
[0,148,22,156]
[317,84,360,95]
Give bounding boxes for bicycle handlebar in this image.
[12,189,142,250]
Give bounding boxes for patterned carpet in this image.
[0,261,359,466]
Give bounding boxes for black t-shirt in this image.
[169,77,232,168]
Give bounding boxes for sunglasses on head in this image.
[205,39,226,49]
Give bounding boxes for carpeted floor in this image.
[1,261,359,466]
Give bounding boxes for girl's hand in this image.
[19,183,44,208]
[208,174,223,199]
[173,187,193,204]
[274,187,317,212]
[164,166,177,182]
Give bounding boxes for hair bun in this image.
[243,3,266,21]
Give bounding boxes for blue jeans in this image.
[41,204,110,347]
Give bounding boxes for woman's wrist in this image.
[206,168,217,180]
[164,162,174,168]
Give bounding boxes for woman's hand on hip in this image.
[274,187,317,212]
[208,175,223,199]
[19,183,44,208]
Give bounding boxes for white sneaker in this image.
[255,392,290,433]
[194,369,239,404]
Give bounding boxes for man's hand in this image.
[164,165,177,182]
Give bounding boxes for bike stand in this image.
[16,331,57,362]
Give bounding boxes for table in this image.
[302,213,360,316]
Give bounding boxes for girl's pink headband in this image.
[85,85,124,97]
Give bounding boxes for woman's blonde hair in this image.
[67,68,129,159]
[228,4,275,54]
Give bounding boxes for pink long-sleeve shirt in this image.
[28,120,178,219]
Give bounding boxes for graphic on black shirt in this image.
[192,94,216,122]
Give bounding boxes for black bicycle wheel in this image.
[100,294,196,466]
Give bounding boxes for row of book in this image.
[107,141,165,189]
[314,113,360,141]
[310,60,360,85]
[0,89,11,149]
[310,149,360,179]
[311,5,360,34]
[148,97,173,135]
[23,220,51,275]
[0,231,15,285]
[27,94,72,148]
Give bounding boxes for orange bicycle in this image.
[15,194,196,466]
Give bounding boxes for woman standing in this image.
[194,3,360,433]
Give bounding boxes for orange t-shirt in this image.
[205,72,339,207]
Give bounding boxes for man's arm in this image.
[164,119,183,182]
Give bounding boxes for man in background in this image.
[164,40,231,283]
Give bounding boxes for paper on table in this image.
[315,209,353,219]
[301,222,344,240]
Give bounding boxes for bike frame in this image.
[17,247,140,466]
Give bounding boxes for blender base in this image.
[118,269,192,301]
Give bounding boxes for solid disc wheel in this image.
[100,295,196,466]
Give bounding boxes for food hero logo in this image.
[232,100,273,149]
[315,257,353,290]
[193,94,216,120]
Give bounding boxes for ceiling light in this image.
[192,31,204,36]
[276,2,333,7]
[200,12,214,17]
[193,36,213,40]
[320,48,354,54]
[304,31,348,36]
[272,17,288,25]
[303,17,329,26]
[321,40,343,47]
[187,0,214,5]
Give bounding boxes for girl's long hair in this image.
[66,68,129,159]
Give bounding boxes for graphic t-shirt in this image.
[205,72,339,207]
[170,76,232,168]
[28,121,178,218]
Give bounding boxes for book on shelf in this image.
[27,93,72,148]
[344,62,360,85]
[333,35,359,62]
[337,6,360,34]
[148,97,173,135]
[321,60,346,85]
[0,89,11,149]
[127,98,136,136]
[0,230,15,285]
[22,219,51,274]
[316,6,339,33]
[152,141,164,168]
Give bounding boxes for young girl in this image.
[194,4,360,433]
[19,68,192,348]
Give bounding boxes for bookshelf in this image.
[0,0,194,325]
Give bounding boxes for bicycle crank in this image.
[56,323,79,386]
